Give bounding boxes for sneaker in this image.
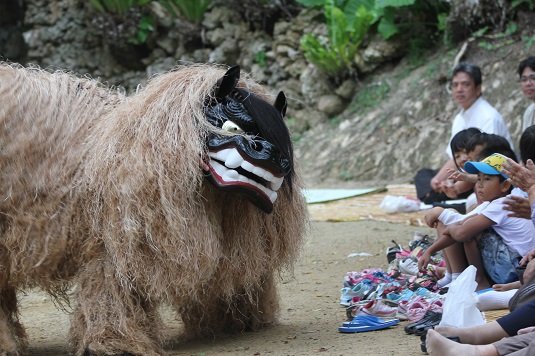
[404,310,442,335]
[357,300,398,320]
[387,258,400,273]
[386,288,414,303]
[399,257,419,276]
[414,287,441,300]
[409,233,433,252]
[386,240,403,263]
[375,281,401,299]
[397,295,426,321]
[428,299,444,313]
[406,300,429,322]
[340,282,374,306]
[345,300,374,320]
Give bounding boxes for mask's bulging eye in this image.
[222,120,244,133]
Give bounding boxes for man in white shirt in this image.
[519,56,535,132]
[429,62,513,196]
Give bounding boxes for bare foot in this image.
[434,325,458,338]
[434,321,508,347]
[426,329,479,356]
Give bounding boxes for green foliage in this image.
[89,0,155,45]
[299,0,449,80]
[511,0,534,11]
[347,80,390,116]
[300,0,376,81]
[378,0,450,40]
[374,0,415,39]
[476,23,517,51]
[129,13,155,44]
[406,37,428,66]
[295,0,325,6]
[89,0,152,15]
[254,50,267,68]
[523,35,535,49]
[159,0,212,23]
[376,0,414,6]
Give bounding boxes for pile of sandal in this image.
[338,232,447,338]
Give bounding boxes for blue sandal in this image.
[339,315,400,333]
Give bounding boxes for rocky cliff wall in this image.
[1,0,533,186]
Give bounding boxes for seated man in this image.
[417,62,513,204]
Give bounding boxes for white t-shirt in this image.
[438,197,535,256]
[446,97,514,158]
[523,102,535,132]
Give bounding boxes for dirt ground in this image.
[19,219,440,356]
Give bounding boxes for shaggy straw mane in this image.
[0,62,308,355]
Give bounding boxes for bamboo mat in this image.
[484,308,509,322]
[307,184,427,225]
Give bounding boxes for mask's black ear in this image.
[274,91,287,118]
[214,65,240,100]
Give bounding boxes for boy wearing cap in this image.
[419,153,535,290]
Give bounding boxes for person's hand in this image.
[418,250,432,272]
[520,248,535,266]
[447,168,464,182]
[518,327,535,335]
[424,207,444,228]
[430,176,442,193]
[522,259,535,282]
[441,180,458,199]
[502,195,531,219]
[502,159,535,192]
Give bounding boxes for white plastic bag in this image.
[379,195,420,213]
[439,265,486,327]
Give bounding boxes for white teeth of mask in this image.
[211,149,231,162]
[209,147,285,199]
[270,177,284,191]
[223,169,240,181]
[224,149,243,168]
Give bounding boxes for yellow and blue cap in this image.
[464,153,509,179]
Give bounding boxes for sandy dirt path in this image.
[19,220,439,355]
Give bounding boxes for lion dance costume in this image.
[0,63,308,355]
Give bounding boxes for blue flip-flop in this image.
[342,315,400,327]
[339,315,400,333]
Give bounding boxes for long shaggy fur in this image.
[0,63,308,355]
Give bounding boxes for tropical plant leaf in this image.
[89,0,106,12]
[295,0,325,6]
[349,5,374,44]
[300,0,378,81]
[344,0,376,26]
[327,6,348,47]
[375,0,415,9]
[377,16,398,39]
[159,0,212,23]
[88,0,151,15]
[376,8,398,39]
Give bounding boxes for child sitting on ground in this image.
[440,128,480,204]
[445,133,513,212]
[492,125,535,292]
[418,152,535,290]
